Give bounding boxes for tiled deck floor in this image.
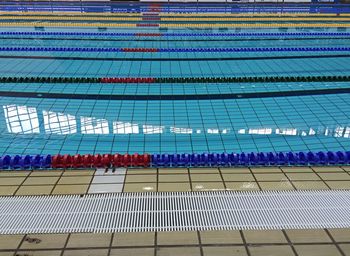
[1,229,350,256]
[1,167,349,256]
[0,166,349,196]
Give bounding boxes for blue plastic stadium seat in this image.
[277,152,287,165]
[327,151,338,165]
[297,152,307,165]
[267,152,276,165]
[200,153,209,166]
[287,152,297,165]
[10,155,22,169]
[221,153,229,166]
[22,155,32,169]
[191,153,200,167]
[317,151,327,165]
[248,152,258,165]
[336,151,346,164]
[239,153,248,166]
[307,152,318,165]
[257,152,267,165]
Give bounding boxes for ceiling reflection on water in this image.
[2,104,350,139]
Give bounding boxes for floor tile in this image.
[125,174,156,183]
[225,181,260,191]
[190,173,222,182]
[158,174,189,182]
[295,244,342,256]
[312,167,344,172]
[0,235,24,249]
[16,185,54,195]
[127,168,157,175]
[158,168,188,174]
[192,182,225,191]
[157,231,198,245]
[249,245,294,256]
[259,181,295,190]
[23,176,59,185]
[0,177,26,185]
[339,244,350,256]
[123,183,156,192]
[285,172,321,181]
[325,181,350,189]
[189,168,219,174]
[203,246,247,256]
[221,168,251,173]
[254,173,287,181]
[0,186,18,196]
[343,166,350,172]
[58,176,92,185]
[30,171,62,177]
[88,183,123,193]
[244,230,287,243]
[157,247,200,256]
[91,175,125,184]
[52,184,88,195]
[222,173,255,182]
[282,167,313,172]
[95,168,126,176]
[328,228,350,242]
[158,182,191,192]
[0,252,15,256]
[318,173,350,181]
[112,232,155,246]
[67,233,111,248]
[20,234,68,249]
[63,170,94,176]
[110,248,154,256]
[0,171,30,177]
[200,230,242,244]
[250,167,282,173]
[292,181,329,190]
[63,249,108,256]
[17,250,61,256]
[286,229,331,243]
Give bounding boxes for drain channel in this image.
[0,190,349,234]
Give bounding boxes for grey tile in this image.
[95,168,126,176]
[88,184,123,193]
[92,175,125,184]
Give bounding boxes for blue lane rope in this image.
[1,31,350,37]
[0,46,350,53]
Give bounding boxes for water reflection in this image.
[2,104,350,139]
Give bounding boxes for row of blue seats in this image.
[1,151,349,169]
[151,151,350,167]
[1,32,349,37]
[0,155,51,169]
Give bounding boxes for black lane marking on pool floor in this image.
[1,37,348,42]
[0,88,349,101]
[0,54,350,62]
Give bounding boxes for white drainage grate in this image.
[0,190,349,234]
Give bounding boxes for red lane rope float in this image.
[136,23,159,27]
[52,154,150,168]
[135,33,162,37]
[142,17,161,21]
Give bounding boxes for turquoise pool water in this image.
[0,26,349,155]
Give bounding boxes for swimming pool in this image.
[0,10,349,157]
